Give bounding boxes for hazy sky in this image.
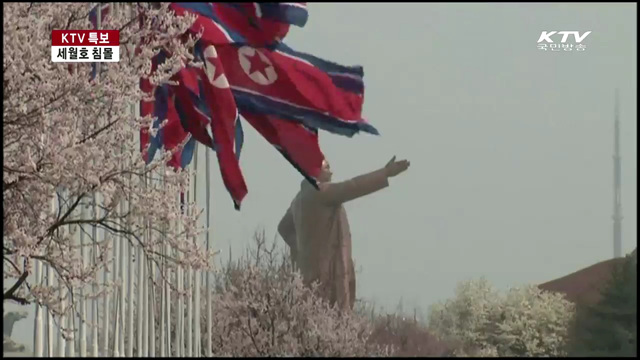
[213,2,637,312]
[7,2,637,348]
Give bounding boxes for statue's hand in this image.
[384,156,410,177]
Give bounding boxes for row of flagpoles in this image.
[32,3,215,357]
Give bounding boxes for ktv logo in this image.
[537,31,591,44]
[537,31,591,52]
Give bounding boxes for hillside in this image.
[538,254,634,305]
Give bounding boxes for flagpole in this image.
[165,164,172,357]
[46,261,54,357]
[186,149,195,357]
[78,193,87,357]
[91,191,100,357]
[127,167,136,358]
[158,161,166,357]
[205,147,213,357]
[186,204,193,357]
[33,254,44,357]
[118,169,127,358]
[137,174,145,356]
[110,13,122,349]
[175,201,184,356]
[67,196,77,358]
[93,6,115,357]
[142,172,150,358]
[148,146,157,358]
[126,3,136,356]
[112,212,121,357]
[114,6,127,356]
[193,143,201,356]
[90,4,102,355]
[56,191,66,357]
[33,78,55,358]
[160,181,166,357]
[158,152,167,357]
[149,169,157,358]
[43,180,56,357]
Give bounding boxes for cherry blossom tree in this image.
[112,232,393,356]
[427,277,575,357]
[203,232,392,357]
[2,2,210,333]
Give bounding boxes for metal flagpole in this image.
[112,214,121,357]
[93,6,114,357]
[91,192,100,357]
[79,195,88,357]
[193,143,201,357]
[91,5,102,354]
[72,11,93,341]
[43,182,56,356]
[67,194,77,357]
[33,100,52,358]
[149,161,156,357]
[160,162,169,358]
[101,207,111,357]
[165,175,172,357]
[186,267,193,357]
[56,191,66,357]
[126,131,135,357]
[46,262,54,357]
[175,201,184,356]
[186,163,194,357]
[205,147,213,357]
[137,185,145,357]
[67,305,75,357]
[126,14,136,351]
[125,4,138,357]
[132,5,144,356]
[160,218,166,358]
[114,6,127,356]
[142,163,150,358]
[142,173,150,357]
[149,221,157,357]
[118,172,127,358]
[159,164,167,358]
[33,257,44,357]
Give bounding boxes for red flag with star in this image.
[241,111,324,185]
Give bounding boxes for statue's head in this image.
[318,159,333,183]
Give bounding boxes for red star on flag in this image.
[206,55,223,82]
[246,51,271,80]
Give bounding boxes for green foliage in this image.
[567,254,637,357]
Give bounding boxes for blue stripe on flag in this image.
[272,42,364,94]
[89,3,109,28]
[235,116,244,160]
[259,3,308,27]
[326,73,364,94]
[89,4,110,81]
[232,87,379,137]
[175,2,218,22]
[180,136,197,169]
[146,84,169,163]
[274,42,363,78]
[175,3,249,44]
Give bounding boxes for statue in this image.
[278,156,410,311]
